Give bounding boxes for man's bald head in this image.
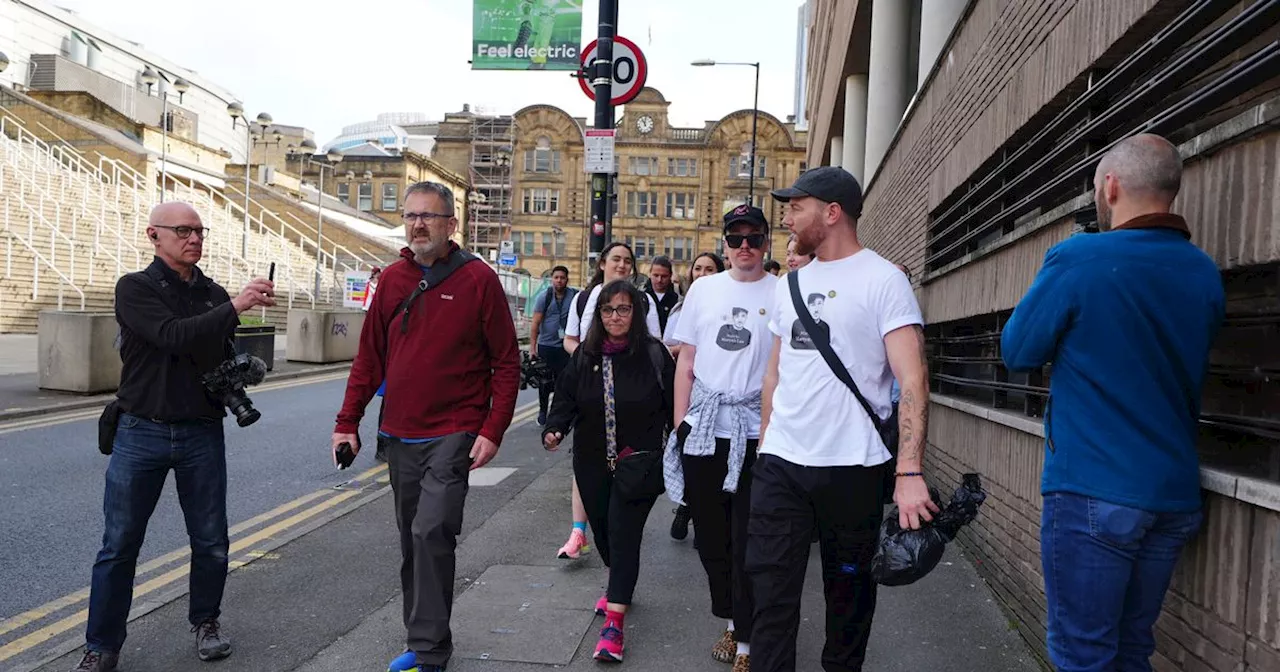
[1094,134,1182,227]
[149,201,200,227]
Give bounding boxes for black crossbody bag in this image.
[788,271,899,502]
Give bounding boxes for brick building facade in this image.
[802,1,1280,670]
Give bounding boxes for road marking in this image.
[0,372,351,435]
[0,398,540,659]
[0,490,362,663]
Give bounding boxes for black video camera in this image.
[202,353,268,427]
[520,351,555,391]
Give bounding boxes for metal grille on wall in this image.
[924,0,1280,274]
[929,265,1280,482]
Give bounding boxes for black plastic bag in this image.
[870,473,986,586]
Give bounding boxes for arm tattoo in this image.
[896,326,929,465]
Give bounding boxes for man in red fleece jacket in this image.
[331,181,520,672]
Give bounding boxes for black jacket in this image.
[114,257,237,421]
[545,339,675,458]
[646,286,680,334]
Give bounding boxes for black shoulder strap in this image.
[388,249,479,335]
[788,270,882,431]
[576,285,592,316]
[647,339,666,391]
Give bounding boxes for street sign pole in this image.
[588,0,618,264]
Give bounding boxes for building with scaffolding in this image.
[433,104,515,265]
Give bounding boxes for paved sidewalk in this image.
[297,459,1042,672]
[0,334,345,420]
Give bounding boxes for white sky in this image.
[52,0,804,145]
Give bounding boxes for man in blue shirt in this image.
[530,266,577,426]
[1002,134,1224,672]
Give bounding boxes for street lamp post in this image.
[227,106,273,258]
[140,68,189,202]
[693,59,761,204]
[302,148,343,305]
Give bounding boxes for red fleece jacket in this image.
[335,245,520,445]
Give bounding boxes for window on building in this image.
[626,191,658,217]
[629,156,659,176]
[381,183,398,211]
[663,236,694,261]
[555,230,567,256]
[666,192,697,219]
[523,136,561,173]
[667,158,698,177]
[337,182,350,204]
[723,196,764,213]
[358,182,373,211]
[540,233,553,256]
[728,147,767,179]
[511,231,536,256]
[522,188,560,215]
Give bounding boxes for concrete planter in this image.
[37,310,122,394]
[234,324,276,371]
[285,309,365,364]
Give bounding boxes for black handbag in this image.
[98,400,121,456]
[788,271,900,503]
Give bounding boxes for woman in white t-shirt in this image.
[564,242,661,357]
[556,241,655,561]
[663,252,725,359]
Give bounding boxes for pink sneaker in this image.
[557,528,588,559]
[594,623,624,663]
[595,593,608,616]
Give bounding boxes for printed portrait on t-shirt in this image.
[790,293,827,350]
[715,307,752,351]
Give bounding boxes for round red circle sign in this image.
[578,35,648,106]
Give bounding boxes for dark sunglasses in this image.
[725,234,766,249]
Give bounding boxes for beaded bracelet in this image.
[895,471,924,478]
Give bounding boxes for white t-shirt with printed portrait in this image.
[672,271,777,439]
[762,249,923,467]
[566,283,662,340]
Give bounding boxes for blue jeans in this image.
[1041,492,1202,672]
[86,414,229,654]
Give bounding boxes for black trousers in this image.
[537,344,570,417]
[574,450,659,605]
[386,432,474,667]
[746,453,886,672]
[680,428,757,642]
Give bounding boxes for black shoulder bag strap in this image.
[387,249,479,335]
[788,270,884,436]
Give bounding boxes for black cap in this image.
[723,204,769,233]
[770,166,863,218]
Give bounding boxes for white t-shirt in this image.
[762,250,923,467]
[566,283,662,340]
[672,272,777,438]
[662,305,683,346]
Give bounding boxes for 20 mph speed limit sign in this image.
[578,35,648,106]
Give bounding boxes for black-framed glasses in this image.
[600,305,633,317]
[402,212,453,224]
[726,234,766,249]
[153,225,208,239]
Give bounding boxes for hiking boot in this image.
[670,505,691,540]
[71,650,118,672]
[733,653,750,671]
[711,630,735,663]
[593,623,625,663]
[193,619,232,661]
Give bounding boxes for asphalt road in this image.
[0,375,538,621]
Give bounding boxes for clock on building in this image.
[635,115,655,134]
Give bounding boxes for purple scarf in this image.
[602,339,627,355]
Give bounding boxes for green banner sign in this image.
[473,0,583,71]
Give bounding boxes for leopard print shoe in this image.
[711,630,735,663]
[733,653,750,671]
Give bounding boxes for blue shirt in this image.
[534,287,577,347]
[1001,217,1223,513]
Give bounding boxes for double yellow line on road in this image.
[0,393,540,665]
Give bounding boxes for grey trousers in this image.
[386,432,475,667]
